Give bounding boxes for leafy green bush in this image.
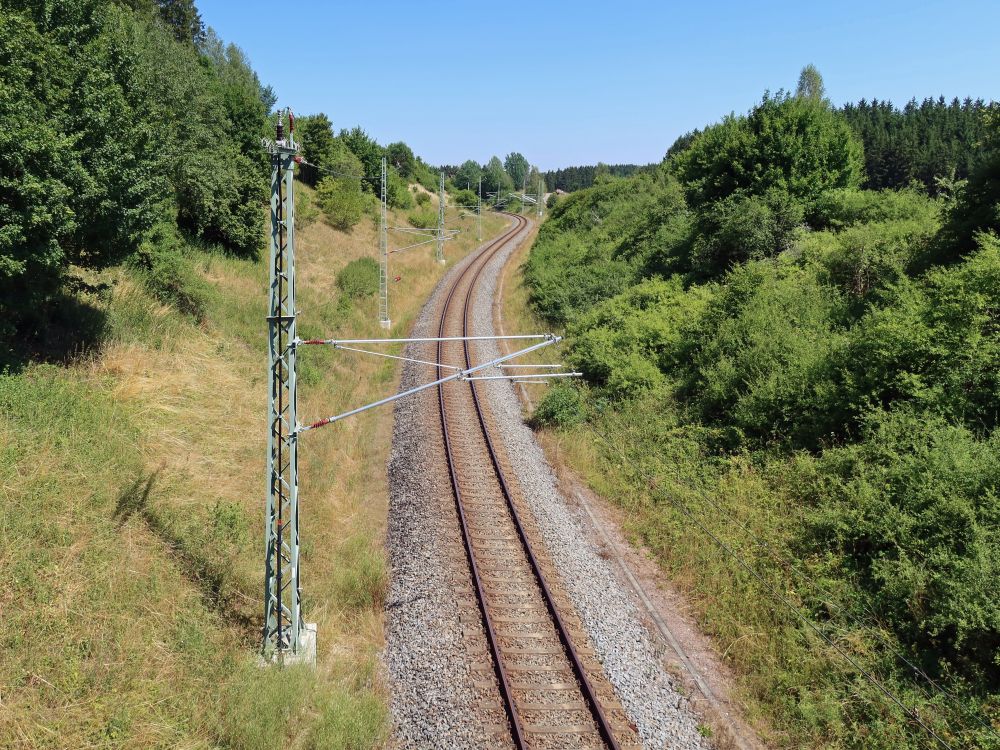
[798,215,939,302]
[336,257,379,299]
[808,187,940,230]
[317,177,366,231]
[406,209,436,229]
[414,191,430,206]
[386,170,412,209]
[841,233,1000,432]
[672,92,864,209]
[295,188,320,230]
[131,224,212,322]
[802,407,1000,670]
[530,384,587,428]
[690,189,804,275]
[685,261,850,447]
[526,232,633,326]
[451,188,477,207]
[568,278,712,397]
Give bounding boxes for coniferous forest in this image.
[527,69,999,748]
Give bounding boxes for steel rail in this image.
[436,213,621,749]
[437,216,530,748]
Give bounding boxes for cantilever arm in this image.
[297,336,561,433]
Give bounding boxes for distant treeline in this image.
[553,97,996,197]
[543,164,655,193]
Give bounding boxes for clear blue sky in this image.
[199,0,999,171]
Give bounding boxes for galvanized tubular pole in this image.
[379,156,390,328]
[436,171,446,264]
[262,112,314,664]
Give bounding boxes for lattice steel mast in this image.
[379,156,390,328]
[435,171,446,263]
[477,175,483,242]
[262,111,315,664]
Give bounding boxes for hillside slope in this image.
[519,84,1000,749]
[1,187,507,748]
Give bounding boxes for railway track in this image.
[433,214,640,750]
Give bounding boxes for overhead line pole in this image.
[436,171,446,264]
[379,156,390,328]
[477,175,482,242]
[262,111,315,665]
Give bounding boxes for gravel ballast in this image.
[384,218,711,749]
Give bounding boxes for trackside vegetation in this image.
[0,0,514,747]
[525,68,1000,749]
[1,175,508,747]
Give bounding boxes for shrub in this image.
[690,189,804,275]
[802,407,1000,672]
[295,188,320,230]
[336,257,379,299]
[526,232,634,326]
[451,188,477,208]
[531,384,587,428]
[672,92,864,209]
[808,187,940,231]
[798,216,939,302]
[687,261,850,448]
[568,277,712,398]
[406,209,435,229]
[386,170,413,209]
[414,191,430,206]
[841,233,1000,432]
[130,224,211,322]
[316,177,366,231]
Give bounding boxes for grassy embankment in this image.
[0,184,507,749]
[501,191,999,749]
[506,175,998,748]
